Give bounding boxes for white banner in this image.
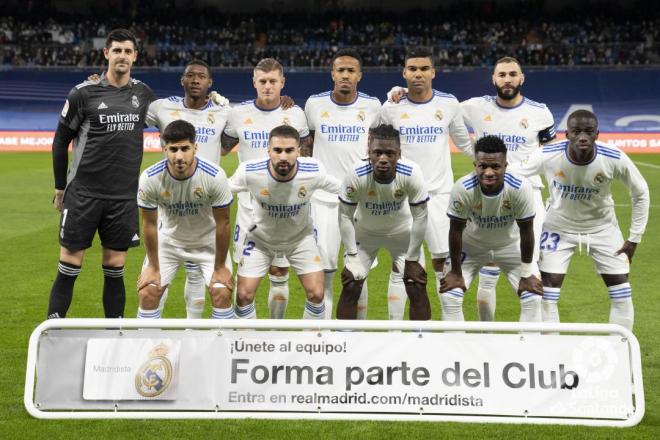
[83,338,181,400]
[216,331,633,419]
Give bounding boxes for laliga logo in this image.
[571,337,618,384]
[135,343,173,397]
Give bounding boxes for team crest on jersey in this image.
[393,189,404,199]
[134,343,173,398]
[434,110,444,121]
[193,187,204,199]
[555,170,566,178]
[132,95,139,108]
[502,200,512,210]
[520,118,529,129]
[594,172,606,184]
[243,118,253,124]
[484,115,492,122]
[321,111,330,119]
[452,200,463,210]
[357,110,366,121]
[161,190,171,200]
[207,113,215,124]
[282,117,291,126]
[400,113,410,120]
[259,188,270,196]
[298,186,307,198]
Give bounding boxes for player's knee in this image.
[236,284,256,306]
[306,285,324,304]
[209,286,232,308]
[541,272,564,288]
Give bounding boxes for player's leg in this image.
[137,248,178,319]
[183,261,206,318]
[48,189,100,319]
[538,228,574,323]
[425,192,451,306]
[196,249,235,320]
[591,227,634,330]
[288,235,327,319]
[440,246,479,321]
[476,264,500,321]
[337,234,377,319]
[268,264,289,319]
[99,198,140,318]
[498,244,542,322]
[235,239,272,319]
[311,200,341,319]
[387,260,407,320]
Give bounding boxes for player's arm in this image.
[221,132,238,156]
[137,208,160,290]
[517,148,544,178]
[338,201,368,281]
[440,217,467,293]
[51,123,77,211]
[614,155,650,263]
[211,206,234,290]
[300,134,314,157]
[538,107,557,144]
[403,203,429,284]
[228,163,247,194]
[516,218,543,294]
[449,105,474,157]
[316,161,341,194]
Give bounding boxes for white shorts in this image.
[233,203,289,268]
[237,234,323,278]
[461,240,529,293]
[538,224,629,275]
[311,199,341,271]
[425,191,450,259]
[144,241,232,287]
[355,229,409,275]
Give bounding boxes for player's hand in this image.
[53,189,64,212]
[518,274,543,295]
[138,265,161,291]
[439,271,466,293]
[387,86,407,103]
[403,260,427,284]
[343,253,368,281]
[615,240,638,264]
[86,73,101,82]
[209,91,229,106]
[280,95,295,110]
[211,266,234,291]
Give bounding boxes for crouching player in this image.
[229,125,341,319]
[136,120,234,319]
[337,124,431,320]
[440,135,543,321]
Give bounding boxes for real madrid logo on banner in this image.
[135,343,173,398]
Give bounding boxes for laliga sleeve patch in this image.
[61,99,70,117]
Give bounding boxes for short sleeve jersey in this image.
[380,90,471,193]
[305,91,381,203]
[59,76,155,199]
[146,96,230,164]
[447,172,535,248]
[137,157,233,248]
[228,157,340,249]
[339,158,429,235]
[461,95,555,188]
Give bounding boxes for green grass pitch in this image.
[1,151,658,438]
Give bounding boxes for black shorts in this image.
[59,187,139,251]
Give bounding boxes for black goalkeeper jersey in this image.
[59,75,155,199]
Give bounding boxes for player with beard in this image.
[228,125,340,319]
[460,57,555,322]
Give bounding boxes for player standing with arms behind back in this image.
[48,29,154,319]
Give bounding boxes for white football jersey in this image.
[447,172,535,248]
[137,157,233,248]
[305,91,381,203]
[340,158,429,235]
[523,141,649,240]
[146,96,230,164]
[461,95,555,188]
[380,90,472,193]
[229,157,340,249]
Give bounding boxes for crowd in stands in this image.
[1,10,658,68]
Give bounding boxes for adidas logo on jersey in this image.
[400,113,410,120]
[555,170,566,178]
[484,115,492,122]
[244,118,253,124]
[97,102,108,110]
[321,111,330,118]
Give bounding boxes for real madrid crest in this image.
[357,110,366,122]
[434,109,444,121]
[193,187,204,199]
[393,188,404,199]
[135,343,173,398]
[132,95,139,108]
[207,113,215,124]
[520,117,529,129]
[594,172,605,184]
[298,186,307,198]
[502,200,512,210]
[282,117,291,126]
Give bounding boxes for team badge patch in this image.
[193,187,204,199]
[452,200,463,210]
[298,186,307,198]
[594,172,605,184]
[134,343,173,398]
[357,110,366,121]
[434,110,444,121]
[393,189,404,199]
[61,99,69,117]
[207,113,215,124]
[502,200,512,210]
[132,95,139,108]
[282,117,291,126]
[520,118,529,129]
